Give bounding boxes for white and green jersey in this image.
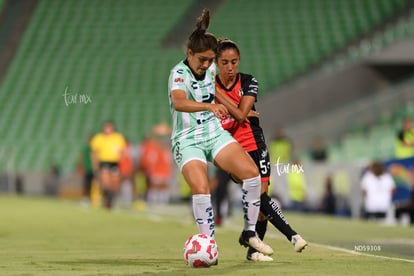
[168,60,223,145]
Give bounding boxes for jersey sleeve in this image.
[241,74,258,102]
[169,67,187,93]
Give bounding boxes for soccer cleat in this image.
[247,252,274,262]
[291,234,308,253]
[239,230,274,256]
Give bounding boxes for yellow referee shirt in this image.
[90,132,126,163]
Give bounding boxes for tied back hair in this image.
[195,8,210,34]
[187,8,217,53]
[216,38,240,59]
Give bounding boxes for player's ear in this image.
[187,49,194,56]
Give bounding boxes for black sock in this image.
[260,192,297,241]
[256,219,267,241]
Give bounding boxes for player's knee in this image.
[245,165,259,179]
[190,184,210,195]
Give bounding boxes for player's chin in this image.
[198,68,207,74]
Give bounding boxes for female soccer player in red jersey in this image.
[214,39,308,261]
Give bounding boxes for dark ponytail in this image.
[187,8,217,53]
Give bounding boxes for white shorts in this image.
[172,130,236,171]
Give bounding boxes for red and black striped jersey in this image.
[215,73,266,152]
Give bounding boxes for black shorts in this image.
[99,162,119,174]
[248,148,271,183]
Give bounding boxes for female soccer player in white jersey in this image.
[168,8,273,258]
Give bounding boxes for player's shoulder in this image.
[171,60,189,75]
[239,73,258,84]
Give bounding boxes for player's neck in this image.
[218,74,236,89]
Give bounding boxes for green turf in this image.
[0,196,413,275]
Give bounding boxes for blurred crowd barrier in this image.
[1,157,412,221]
[271,157,414,219]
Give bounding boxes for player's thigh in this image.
[182,160,210,194]
[176,143,210,194]
[214,142,258,180]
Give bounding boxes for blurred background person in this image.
[139,123,173,205]
[309,137,328,163]
[395,117,414,159]
[286,159,307,212]
[211,167,232,226]
[44,162,60,196]
[361,161,396,220]
[90,120,127,210]
[77,134,94,206]
[118,138,136,209]
[269,128,293,165]
[319,175,336,215]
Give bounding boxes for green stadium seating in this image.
[0,0,193,171]
[0,0,412,171]
[211,0,412,92]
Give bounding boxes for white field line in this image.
[223,221,414,264]
[136,204,414,264]
[308,242,414,264]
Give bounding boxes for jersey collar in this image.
[184,59,206,81]
[215,73,239,92]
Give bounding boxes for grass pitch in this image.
[0,195,413,275]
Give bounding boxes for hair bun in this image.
[196,8,210,31]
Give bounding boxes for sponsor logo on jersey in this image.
[220,114,235,126]
[202,93,214,103]
[174,77,184,83]
[199,82,213,89]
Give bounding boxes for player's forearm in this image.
[172,97,211,113]
[215,90,247,123]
